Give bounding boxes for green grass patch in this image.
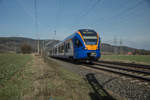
[0,53,33,100]
[0,53,32,83]
[101,55,150,65]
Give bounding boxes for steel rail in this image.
[94,62,150,75]
[83,64,150,82]
[97,60,150,69]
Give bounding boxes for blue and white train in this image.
[49,29,101,62]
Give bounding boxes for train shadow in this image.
[49,56,85,65]
[49,56,96,66]
[86,73,116,100]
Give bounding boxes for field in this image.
[0,54,91,100]
[0,53,32,100]
[0,53,32,83]
[101,55,150,65]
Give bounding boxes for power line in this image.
[54,0,64,30]
[78,0,101,21]
[90,0,145,27]
[56,0,101,36]
[16,0,34,20]
[53,30,56,40]
[71,0,102,30]
[61,0,144,35]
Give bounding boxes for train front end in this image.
[74,29,101,61]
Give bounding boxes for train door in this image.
[64,40,73,58]
[69,40,74,56]
[74,38,83,59]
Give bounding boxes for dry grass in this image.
[22,55,91,100]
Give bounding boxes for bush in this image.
[21,44,32,54]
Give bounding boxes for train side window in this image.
[60,46,62,53]
[55,48,57,54]
[68,43,70,49]
[59,45,64,53]
[62,45,64,53]
[65,43,69,52]
[58,46,61,53]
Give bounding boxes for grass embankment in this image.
[101,55,150,65]
[0,53,33,100]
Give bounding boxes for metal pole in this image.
[120,38,123,54]
[53,30,56,40]
[34,0,40,54]
[114,36,117,54]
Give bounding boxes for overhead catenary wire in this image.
[71,0,102,30]
[54,0,64,32]
[54,0,60,30]
[16,0,34,21]
[76,0,101,23]
[62,0,102,35]
[69,0,145,30]
[89,0,145,27]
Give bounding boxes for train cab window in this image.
[80,30,97,45]
[75,39,82,47]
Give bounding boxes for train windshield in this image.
[80,30,97,45]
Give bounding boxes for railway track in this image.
[83,61,150,82]
[98,60,150,70]
[48,57,150,82]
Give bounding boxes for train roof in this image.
[78,29,96,32]
[54,41,63,47]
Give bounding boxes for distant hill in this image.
[101,43,136,54]
[0,37,53,53]
[101,43,150,55]
[0,37,150,55]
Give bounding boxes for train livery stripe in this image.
[77,31,86,47]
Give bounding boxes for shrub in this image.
[21,44,32,54]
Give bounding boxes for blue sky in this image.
[0,0,150,50]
